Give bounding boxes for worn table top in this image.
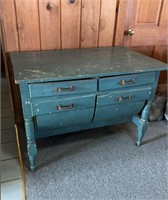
[10,46,168,84]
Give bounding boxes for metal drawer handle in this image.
[57,86,74,92]
[116,95,132,102]
[57,104,74,110]
[120,78,135,85]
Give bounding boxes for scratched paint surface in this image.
[10,47,168,84]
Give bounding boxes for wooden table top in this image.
[10,46,168,83]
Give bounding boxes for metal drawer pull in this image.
[116,95,132,102]
[57,104,74,110]
[120,78,135,85]
[57,86,74,92]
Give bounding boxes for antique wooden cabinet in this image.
[10,47,168,171]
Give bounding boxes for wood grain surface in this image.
[0,0,19,52]
[81,0,101,48]
[61,0,81,49]
[39,0,60,50]
[15,0,40,51]
[98,0,117,47]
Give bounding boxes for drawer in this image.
[34,95,95,130]
[31,95,95,116]
[96,87,152,106]
[93,101,146,122]
[29,79,97,98]
[93,87,151,122]
[35,108,94,131]
[99,72,155,91]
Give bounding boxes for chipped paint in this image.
[25,69,47,74]
[135,67,143,72]
[10,47,168,172]
[25,101,30,104]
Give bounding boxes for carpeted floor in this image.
[20,121,168,200]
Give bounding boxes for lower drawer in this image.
[93,87,152,122]
[93,101,146,122]
[96,87,152,106]
[33,95,95,131]
[31,95,95,116]
[35,107,94,131]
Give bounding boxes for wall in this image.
[1,0,118,51]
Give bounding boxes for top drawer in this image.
[29,79,97,98]
[99,72,155,91]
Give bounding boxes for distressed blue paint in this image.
[10,47,168,84]
[10,47,168,171]
[141,101,152,120]
[132,101,152,146]
[36,107,95,130]
[99,72,155,91]
[29,79,97,98]
[96,87,152,106]
[24,119,37,171]
[31,95,95,116]
[94,101,146,123]
[35,118,132,139]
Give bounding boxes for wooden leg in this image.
[24,119,37,171]
[132,101,152,146]
[136,124,147,147]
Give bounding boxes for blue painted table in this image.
[10,47,168,171]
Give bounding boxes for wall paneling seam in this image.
[37,0,42,50]
[97,0,102,47]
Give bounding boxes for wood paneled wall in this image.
[1,0,117,52]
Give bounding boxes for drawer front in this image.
[29,79,97,98]
[35,107,94,131]
[93,87,151,122]
[31,95,95,116]
[97,87,152,106]
[93,101,145,122]
[99,72,155,91]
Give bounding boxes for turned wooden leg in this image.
[132,101,152,146]
[136,124,148,147]
[24,119,37,171]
